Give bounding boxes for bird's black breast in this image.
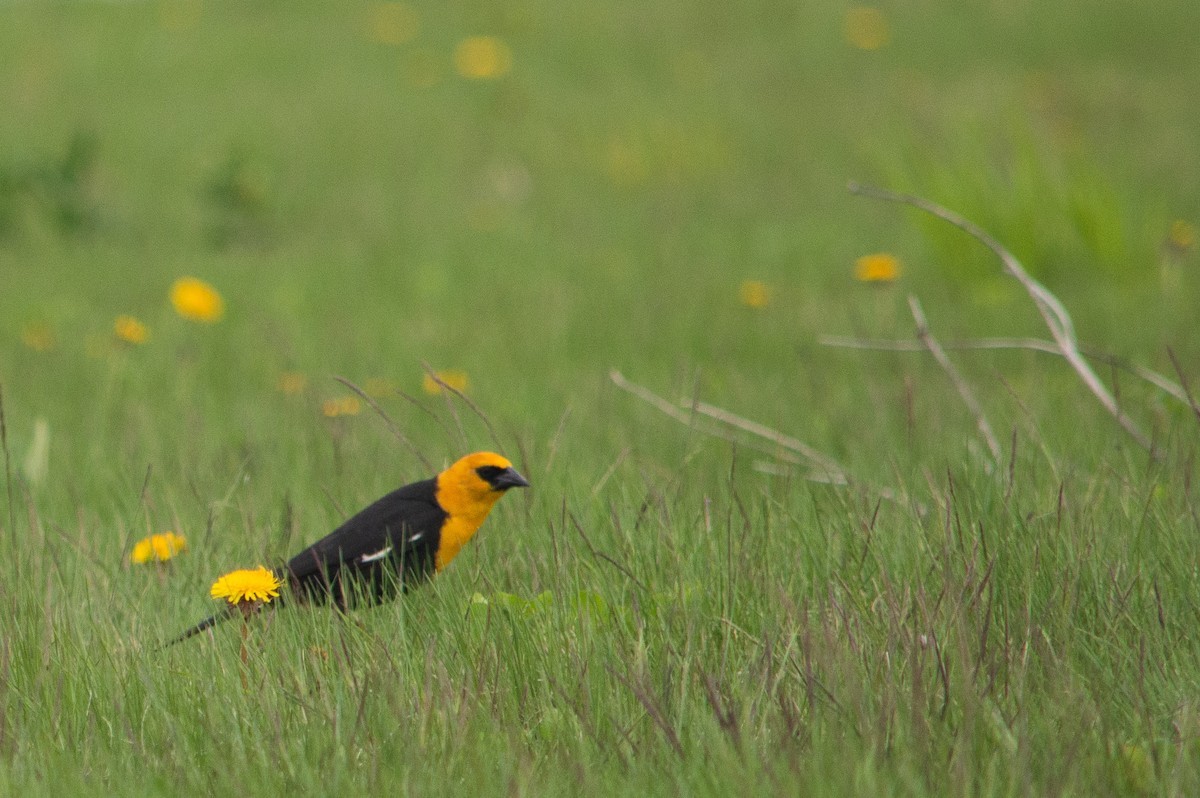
[285,478,448,607]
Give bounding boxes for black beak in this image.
[492,467,530,491]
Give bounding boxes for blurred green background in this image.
[3,0,1197,464]
[2,1,1200,794]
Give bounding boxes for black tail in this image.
[160,611,231,649]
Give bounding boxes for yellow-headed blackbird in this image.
[167,451,529,644]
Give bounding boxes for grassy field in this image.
[2,1,1200,795]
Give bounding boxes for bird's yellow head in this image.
[436,452,529,516]
[433,452,529,571]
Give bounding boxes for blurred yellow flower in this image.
[20,322,55,352]
[854,253,901,283]
[365,2,419,45]
[607,138,648,187]
[738,280,771,309]
[210,566,283,606]
[278,371,308,395]
[322,396,362,417]
[170,276,225,322]
[114,315,149,345]
[845,6,890,51]
[1168,219,1195,252]
[131,531,187,564]
[422,369,469,395]
[454,35,512,80]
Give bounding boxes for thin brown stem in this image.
[849,181,1153,451]
[908,296,1002,467]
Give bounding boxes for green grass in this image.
[2,0,1200,795]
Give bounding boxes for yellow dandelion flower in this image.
[278,371,308,396]
[170,276,225,323]
[845,6,890,51]
[21,322,56,352]
[854,252,901,283]
[131,531,188,564]
[454,35,512,80]
[366,2,419,45]
[1168,219,1195,252]
[422,369,469,395]
[114,315,150,345]
[738,280,771,309]
[322,396,362,417]
[210,566,283,606]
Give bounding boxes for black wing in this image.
[285,478,447,607]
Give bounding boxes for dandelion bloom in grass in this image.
[365,2,419,45]
[738,280,771,309]
[422,369,469,395]
[170,276,224,322]
[278,371,308,396]
[21,322,56,352]
[210,566,283,606]
[1168,220,1196,253]
[854,253,901,283]
[131,531,187,564]
[113,315,149,345]
[322,396,362,417]
[454,35,512,80]
[844,6,889,51]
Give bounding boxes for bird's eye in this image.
[475,465,505,483]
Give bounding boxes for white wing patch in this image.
[358,546,393,564]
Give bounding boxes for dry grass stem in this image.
[849,181,1154,451]
[333,376,435,472]
[609,370,842,479]
[819,335,1190,406]
[419,361,506,454]
[907,295,1003,467]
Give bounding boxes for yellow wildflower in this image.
[854,253,901,283]
[170,276,225,322]
[844,6,890,51]
[607,138,647,187]
[422,369,469,395]
[454,35,512,80]
[366,2,419,45]
[322,396,362,417]
[114,315,150,345]
[1168,219,1195,253]
[131,531,188,564]
[20,322,55,352]
[278,371,308,396]
[210,566,283,606]
[738,280,771,309]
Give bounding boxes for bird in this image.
[165,451,529,645]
